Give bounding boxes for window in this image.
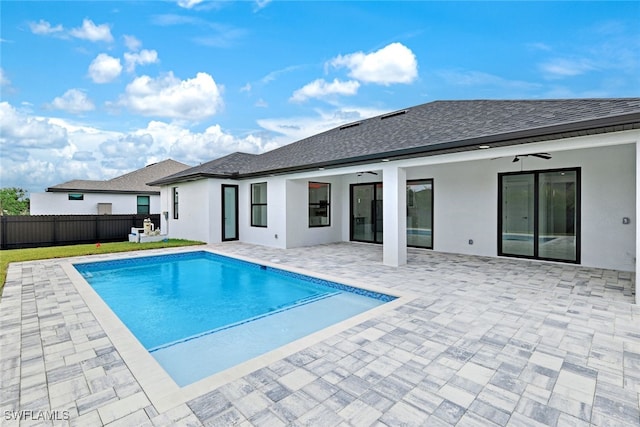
[499,168,580,263]
[172,187,179,219]
[309,182,330,227]
[68,193,84,201]
[251,182,267,227]
[137,196,150,215]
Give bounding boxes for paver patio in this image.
[1,242,639,426]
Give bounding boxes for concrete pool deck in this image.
[1,242,639,426]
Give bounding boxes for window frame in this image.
[308,182,331,228]
[68,193,84,201]
[406,179,434,250]
[137,195,150,215]
[250,182,268,227]
[172,187,179,219]
[497,167,581,264]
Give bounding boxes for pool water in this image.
[75,251,394,386]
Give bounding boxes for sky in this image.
[1,1,639,194]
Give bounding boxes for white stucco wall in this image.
[162,180,213,243]
[416,160,497,257]
[580,144,636,270]
[30,192,160,215]
[285,176,345,248]
[238,178,287,248]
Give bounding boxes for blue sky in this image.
[1,1,639,194]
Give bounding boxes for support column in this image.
[383,165,407,266]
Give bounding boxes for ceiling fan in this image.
[512,153,552,162]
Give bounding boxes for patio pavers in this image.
[1,242,638,426]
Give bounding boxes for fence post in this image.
[1,216,6,250]
[53,216,57,244]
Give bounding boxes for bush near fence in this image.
[0,214,161,250]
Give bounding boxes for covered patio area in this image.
[1,242,638,426]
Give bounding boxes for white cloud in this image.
[29,19,64,36]
[0,102,68,152]
[176,0,205,8]
[240,83,252,93]
[115,72,224,121]
[88,53,122,83]
[132,121,269,165]
[539,58,596,79]
[329,42,418,85]
[0,102,235,192]
[69,19,114,43]
[257,105,388,144]
[0,68,9,86]
[290,79,360,103]
[193,26,248,48]
[123,35,142,51]
[46,118,128,180]
[261,65,302,84]
[124,49,159,72]
[99,134,156,170]
[0,105,162,192]
[27,19,114,45]
[50,89,95,114]
[1,159,58,192]
[254,0,272,10]
[72,151,96,161]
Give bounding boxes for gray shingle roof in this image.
[151,152,258,184]
[150,98,640,185]
[47,159,190,193]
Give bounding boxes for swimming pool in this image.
[74,251,395,386]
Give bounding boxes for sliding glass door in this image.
[500,174,535,256]
[538,171,578,260]
[351,183,383,243]
[499,168,580,263]
[350,180,434,248]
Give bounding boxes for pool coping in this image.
[61,247,415,413]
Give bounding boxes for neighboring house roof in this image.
[150,99,640,186]
[47,159,191,194]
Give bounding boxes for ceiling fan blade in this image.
[531,153,552,159]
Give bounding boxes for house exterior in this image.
[149,99,640,303]
[31,159,190,215]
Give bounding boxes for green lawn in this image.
[0,239,205,296]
